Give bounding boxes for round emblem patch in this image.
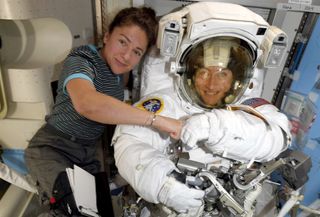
[137,97,164,114]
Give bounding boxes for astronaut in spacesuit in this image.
[112,2,291,215]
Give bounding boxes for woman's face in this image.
[102,25,148,74]
[194,66,233,107]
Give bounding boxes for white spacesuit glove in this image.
[181,114,210,149]
[158,177,205,214]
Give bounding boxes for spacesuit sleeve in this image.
[204,98,291,162]
[112,94,179,203]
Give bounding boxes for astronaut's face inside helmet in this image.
[194,66,233,107]
[181,36,253,109]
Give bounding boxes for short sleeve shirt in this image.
[47,45,124,140]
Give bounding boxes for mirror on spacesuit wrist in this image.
[178,36,254,109]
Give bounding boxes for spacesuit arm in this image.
[205,106,290,162]
[113,124,205,213]
[112,93,181,203]
[113,126,176,203]
[182,98,291,162]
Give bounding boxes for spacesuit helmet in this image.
[180,36,254,109]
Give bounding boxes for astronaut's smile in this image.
[204,90,219,96]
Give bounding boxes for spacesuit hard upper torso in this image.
[112,84,290,205]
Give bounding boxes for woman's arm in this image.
[67,78,182,136]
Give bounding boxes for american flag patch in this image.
[241,98,271,108]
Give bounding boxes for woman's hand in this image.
[152,115,183,140]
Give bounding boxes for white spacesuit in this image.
[112,2,291,216]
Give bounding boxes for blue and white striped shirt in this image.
[47,45,124,140]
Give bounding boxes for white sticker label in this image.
[278,3,320,13]
[288,0,312,5]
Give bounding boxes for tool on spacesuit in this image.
[174,156,249,216]
[199,170,247,216]
[233,158,286,191]
[168,147,311,217]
